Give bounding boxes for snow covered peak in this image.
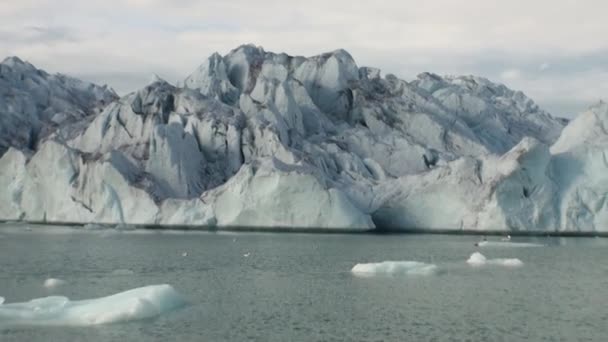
[149,73,169,85]
[131,80,176,122]
[0,57,117,156]
[2,56,24,64]
[184,52,239,105]
[1,56,36,72]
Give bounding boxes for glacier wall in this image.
[1,45,606,231]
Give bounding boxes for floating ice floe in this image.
[0,284,184,327]
[43,278,67,289]
[0,297,4,305]
[351,261,438,277]
[467,252,523,267]
[477,241,544,248]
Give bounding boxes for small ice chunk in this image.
[0,284,185,327]
[243,252,250,258]
[44,278,67,288]
[467,252,523,267]
[0,297,4,305]
[182,252,188,257]
[351,261,438,277]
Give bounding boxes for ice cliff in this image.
[1,44,605,232]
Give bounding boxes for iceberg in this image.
[0,284,184,328]
[466,252,523,267]
[351,261,438,277]
[1,44,607,232]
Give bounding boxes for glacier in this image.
[0,44,606,232]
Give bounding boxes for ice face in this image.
[0,284,185,328]
[466,252,523,267]
[351,261,438,277]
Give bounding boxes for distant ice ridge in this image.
[351,261,438,277]
[0,284,184,327]
[1,44,607,232]
[466,252,523,267]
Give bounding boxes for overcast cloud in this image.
[1,0,607,118]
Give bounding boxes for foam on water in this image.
[351,261,438,277]
[467,252,523,267]
[0,284,185,328]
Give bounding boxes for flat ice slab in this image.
[351,261,438,277]
[467,252,523,267]
[0,284,184,327]
[477,241,544,248]
[43,278,67,288]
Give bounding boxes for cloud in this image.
[0,26,78,45]
[0,0,607,118]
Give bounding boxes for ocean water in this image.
[1,225,607,341]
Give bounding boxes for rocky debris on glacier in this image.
[2,44,604,232]
[0,56,117,157]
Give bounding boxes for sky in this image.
[1,0,607,118]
